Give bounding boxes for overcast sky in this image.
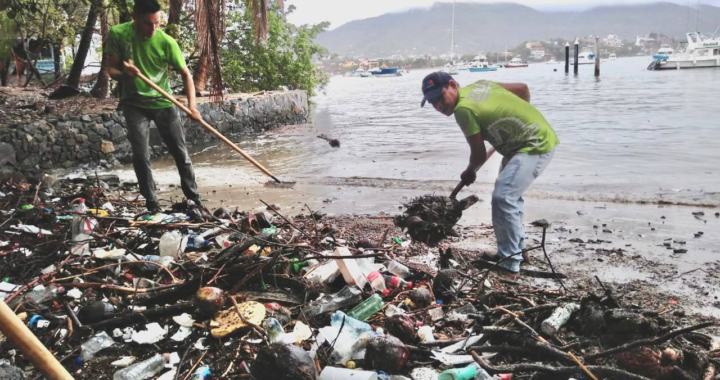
[286,0,720,30]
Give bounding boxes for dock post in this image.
[594,36,600,77]
[565,42,569,73]
[573,38,579,75]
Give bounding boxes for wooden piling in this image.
[564,42,570,74]
[573,38,579,75]
[594,36,600,77]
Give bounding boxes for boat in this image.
[504,56,528,68]
[609,53,617,60]
[653,44,674,60]
[648,31,720,70]
[468,55,498,72]
[571,49,595,65]
[442,0,460,75]
[370,66,402,77]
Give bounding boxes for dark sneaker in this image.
[146,201,162,214]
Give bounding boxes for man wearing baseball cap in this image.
[421,72,559,279]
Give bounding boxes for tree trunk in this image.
[193,53,209,94]
[90,9,110,99]
[49,0,101,99]
[0,59,9,86]
[168,0,182,25]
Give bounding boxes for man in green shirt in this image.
[104,0,202,214]
[421,72,559,278]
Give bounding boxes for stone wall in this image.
[0,90,308,173]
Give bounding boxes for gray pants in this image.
[123,104,199,205]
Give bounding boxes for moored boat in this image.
[648,31,720,70]
[504,56,528,68]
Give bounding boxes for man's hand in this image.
[188,106,202,121]
[123,60,140,79]
[461,168,477,186]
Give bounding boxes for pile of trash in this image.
[0,174,718,380]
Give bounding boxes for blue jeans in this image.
[492,150,554,273]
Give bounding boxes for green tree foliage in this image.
[221,2,328,97]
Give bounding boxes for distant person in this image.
[104,0,204,214]
[420,72,559,279]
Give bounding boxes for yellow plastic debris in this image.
[210,301,266,338]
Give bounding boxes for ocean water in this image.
[146,56,719,208]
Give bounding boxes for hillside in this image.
[315,2,720,57]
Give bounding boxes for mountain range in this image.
[314,2,720,57]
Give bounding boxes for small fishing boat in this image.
[653,44,674,60]
[504,57,528,68]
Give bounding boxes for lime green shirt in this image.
[105,22,186,109]
[453,80,559,156]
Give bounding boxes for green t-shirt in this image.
[453,80,559,156]
[105,22,186,109]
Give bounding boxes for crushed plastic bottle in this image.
[347,294,384,321]
[385,304,406,318]
[159,231,187,258]
[262,318,286,344]
[188,366,211,380]
[185,234,209,251]
[367,271,387,293]
[387,260,413,279]
[140,255,174,270]
[302,285,363,318]
[331,310,375,337]
[113,353,168,380]
[81,331,116,361]
[71,198,97,256]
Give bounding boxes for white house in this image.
[530,50,545,60]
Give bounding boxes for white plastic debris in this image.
[410,367,438,380]
[194,337,208,350]
[66,288,83,299]
[131,323,167,344]
[0,282,20,292]
[172,313,195,327]
[156,369,177,380]
[92,248,126,259]
[431,352,475,366]
[165,352,180,368]
[101,202,115,212]
[111,356,137,367]
[438,335,483,354]
[41,265,57,275]
[10,224,53,235]
[171,326,193,342]
[112,328,124,338]
[291,321,312,344]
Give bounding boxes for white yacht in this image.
[571,48,596,65]
[469,55,498,71]
[609,53,617,60]
[648,32,720,70]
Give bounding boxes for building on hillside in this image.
[525,41,542,50]
[603,34,623,48]
[636,33,656,47]
[530,49,545,60]
[358,59,379,70]
[341,60,356,68]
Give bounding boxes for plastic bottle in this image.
[26,285,63,304]
[71,198,97,256]
[188,366,211,380]
[331,310,374,337]
[80,331,116,361]
[262,318,286,344]
[384,304,406,317]
[113,353,167,380]
[302,285,363,318]
[438,363,494,380]
[347,294,384,321]
[366,271,387,293]
[141,255,174,270]
[384,275,413,289]
[159,231,186,258]
[319,367,378,380]
[185,234,209,251]
[388,260,413,279]
[540,303,580,335]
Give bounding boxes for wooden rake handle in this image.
[125,62,281,183]
[0,300,75,380]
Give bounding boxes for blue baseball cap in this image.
[421,71,454,107]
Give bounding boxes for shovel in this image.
[449,147,495,199]
[127,62,291,185]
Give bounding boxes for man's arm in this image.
[461,133,495,185]
[175,66,201,121]
[498,82,530,103]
